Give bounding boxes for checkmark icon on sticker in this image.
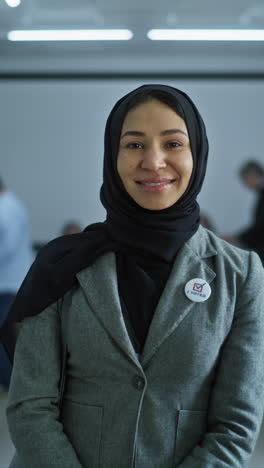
[193,282,206,292]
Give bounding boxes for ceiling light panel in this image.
[147,29,264,41]
[7,29,134,41]
[5,0,21,7]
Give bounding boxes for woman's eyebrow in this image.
[120,128,188,139]
[160,129,188,137]
[120,130,145,139]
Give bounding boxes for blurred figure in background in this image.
[61,221,82,236]
[32,221,83,255]
[200,211,216,232]
[0,176,34,391]
[223,160,264,262]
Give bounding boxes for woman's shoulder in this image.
[191,225,263,276]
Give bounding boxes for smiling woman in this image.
[117,98,193,210]
[2,84,264,468]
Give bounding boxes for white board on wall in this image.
[0,78,262,242]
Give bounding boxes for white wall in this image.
[0,78,262,242]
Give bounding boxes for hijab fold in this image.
[0,84,209,361]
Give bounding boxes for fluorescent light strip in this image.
[7,29,133,41]
[147,29,264,41]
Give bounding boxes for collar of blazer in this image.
[76,226,217,368]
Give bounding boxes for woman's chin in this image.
[132,195,177,211]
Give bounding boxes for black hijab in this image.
[0,84,209,360]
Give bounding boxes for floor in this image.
[1,389,264,467]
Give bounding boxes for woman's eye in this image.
[126,142,143,149]
[167,141,181,148]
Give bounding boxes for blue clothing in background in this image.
[0,191,34,294]
[0,190,34,387]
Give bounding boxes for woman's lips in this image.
[136,178,175,193]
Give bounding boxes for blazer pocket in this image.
[175,409,207,465]
[61,399,103,468]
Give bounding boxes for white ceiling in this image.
[0,0,264,75]
[1,0,264,27]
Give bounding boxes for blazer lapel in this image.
[76,227,217,370]
[141,235,216,367]
[76,252,141,368]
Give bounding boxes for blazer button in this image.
[132,375,145,390]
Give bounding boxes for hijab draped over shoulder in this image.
[0,84,209,359]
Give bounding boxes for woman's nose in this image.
[140,147,167,170]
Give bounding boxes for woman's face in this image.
[117,98,193,210]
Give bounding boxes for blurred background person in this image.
[32,221,83,255]
[61,220,82,236]
[0,175,34,391]
[200,211,216,232]
[222,160,264,262]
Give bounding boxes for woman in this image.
[3,84,264,467]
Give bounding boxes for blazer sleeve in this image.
[6,302,83,468]
[178,251,264,468]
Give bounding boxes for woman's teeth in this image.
[142,181,171,186]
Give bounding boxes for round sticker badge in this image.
[185,278,211,303]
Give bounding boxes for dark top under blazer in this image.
[7,227,264,468]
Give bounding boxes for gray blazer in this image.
[7,227,264,467]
